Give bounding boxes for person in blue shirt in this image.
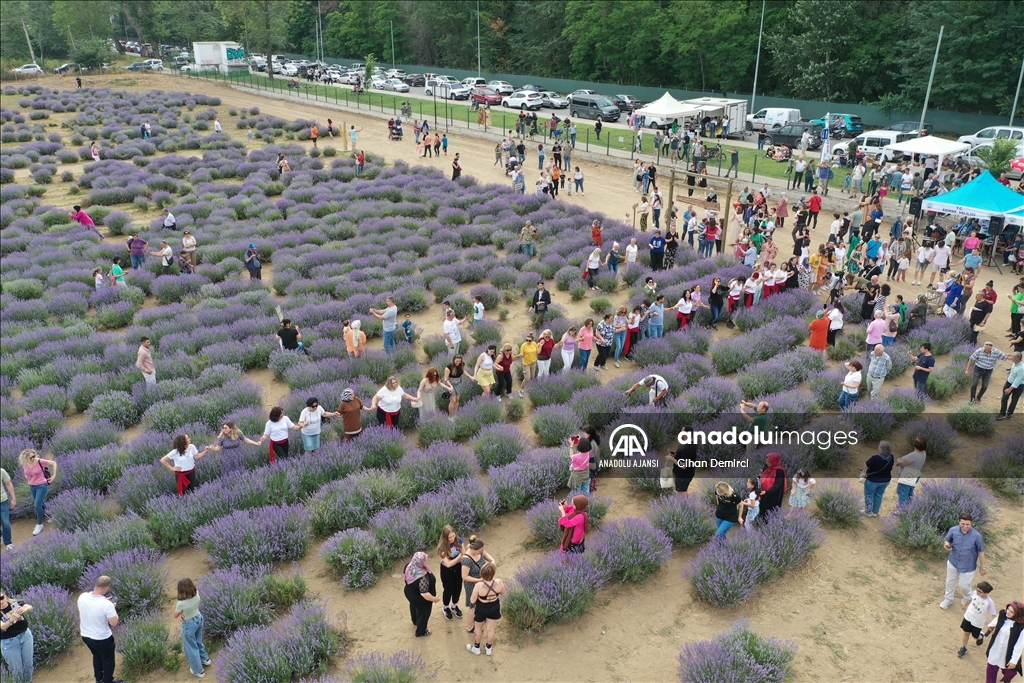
[402,314,414,344]
[647,295,666,338]
[649,231,666,271]
[943,274,964,316]
[941,514,987,610]
[865,237,882,261]
[441,134,448,155]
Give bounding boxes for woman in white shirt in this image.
[160,434,210,496]
[838,360,862,411]
[257,406,298,463]
[667,289,694,329]
[827,301,845,346]
[624,238,639,265]
[986,602,1024,682]
[913,244,933,286]
[586,247,602,290]
[369,376,417,428]
[727,277,744,316]
[773,266,788,297]
[297,397,339,453]
[743,273,760,308]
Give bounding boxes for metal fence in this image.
[281,54,1008,136]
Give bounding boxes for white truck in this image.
[745,107,802,131]
[683,97,748,139]
[192,42,247,75]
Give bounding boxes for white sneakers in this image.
[940,599,953,609]
[467,643,480,656]
[32,524,43,536]
[4,544,13,552]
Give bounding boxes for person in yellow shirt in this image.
[516,333,539,398]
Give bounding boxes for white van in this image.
[853,130,917,161]
[746,107,801,130]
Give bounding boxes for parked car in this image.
[888,120,934,136]
[344,72,363,85]
[809,113,864,137]
[124,62,152,72]
[567,89,600,102]
[519,84,541,92]
[569,94,621,122]
[852,130,918,161]
[957,126,1024,147]
[488,80,514,95]
[471,87,502,105]
[384,78,410,93]
[960,140,1024,174]
[385,69,407,79]
[370,75,387,89]
[537,91,569,109]
[322,71,344,83]
[614,94,641,112]
[53,63,80,74]
[435,75,459,84]
[424,79,470,100]
[745,107,802,131]
[143,59,164,71]
[503,91,543,110]
[765,122,824,150]
[350,62,364,70]
[282,64,298,77]
[1009,156,1024,180]
[271,63,283,74]
[13,64,44,75]
[179,64,213,73]
[462,77,487,88]
[403,73,425,87]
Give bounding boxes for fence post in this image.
[631,134,636,160]
[606,132,610,156]
[717,152,723,177]
[751,152,758,183]
[585,129,589,152]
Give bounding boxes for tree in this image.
[71,37,111,69]
[976,138,1021,177]
[767,0,861,102]
[219,0,289,79]
[871,92,916,120]
[363,52,376,87]
[53,0,114,44]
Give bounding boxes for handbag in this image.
[659,466,674,490]
[859,455,891,484]
[38,460,51,481]
[441,390,451,400]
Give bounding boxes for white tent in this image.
[634,92,702,123]
[882,136,970,166]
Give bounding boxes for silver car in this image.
[539,91,569,109]
[488,80,514,95]
[384,78,410,93]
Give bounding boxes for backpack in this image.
[888,318,898,333]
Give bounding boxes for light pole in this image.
[749,0,765,118]
[1010,52,1024,127]
[390,20,396,69]
[477,0,482,78]
[919,26,943,136]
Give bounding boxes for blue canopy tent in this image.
[921,171,1024,219]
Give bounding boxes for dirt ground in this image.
[6,73,1023,683]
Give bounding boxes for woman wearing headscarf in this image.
[403,552,440,637]
[558,494,589,553]
[986,601,1024,683]
[344,320,367,357]
[808,309,829,351]
[758,453,788,521]
[335,389,364,439]
[775,193,789,228]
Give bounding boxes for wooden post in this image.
[342,121,348,151]
[667,167,676,222]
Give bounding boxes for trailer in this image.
[683,97,749,139]
[192,42,248,75]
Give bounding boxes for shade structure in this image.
[1004,206,1024,226]
[883,135,970,161]
[921,171,1024,218]
[634,92,702,120]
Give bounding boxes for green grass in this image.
[180,70,799,183]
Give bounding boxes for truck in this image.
[745,107,802,131]
[683,97,748,139]
[192,42,248,75]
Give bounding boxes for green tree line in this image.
[2,0,1021,116]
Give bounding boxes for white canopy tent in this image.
[882,136,970,170]
[634,93,702,127]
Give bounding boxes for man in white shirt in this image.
[929,242,952,285]
[443,309,462,358]
[78,575,121,683]
[162,208,176,229]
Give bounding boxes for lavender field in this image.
[1,83,1021,683]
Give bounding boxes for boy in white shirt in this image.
[959,581,996,658]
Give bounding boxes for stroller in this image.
[388,119,403,141]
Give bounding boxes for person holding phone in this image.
[78,576,120,683]
[0,590,35,683]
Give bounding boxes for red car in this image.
[471,87,502,105]
[1010,157,1024,180]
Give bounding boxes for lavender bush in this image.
[502,551,602,632]
[813,482,862,528]
[677,620,796,683]
[586,517,673,584]
[524,496,612,547]
[194,504,310,569]
[883,479,994,555]
[397,442,477,496]
[78,547,167,619]
[471,423,530,470]
[648,495,716,547]
[344,650,429,683]
[16,583,78,666]
[47,487,117,531]
[946,403,995,436]
[198,565,306,640]
[320,528,387,589]
[901,417,959,461]
[368,507,423,560]
[978,435,1024,499]
[489,448,569,513]
[114,615,178,677]
[906,316,970,355]
[531,404,583,447]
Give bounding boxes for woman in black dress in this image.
[673,444,697,494]
[757,452,787,522]
[403,552,440,637]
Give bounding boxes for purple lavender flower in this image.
[78,547,166,619]
[677,619,796,683]
[194,504,310,569]
[588,517,672,584]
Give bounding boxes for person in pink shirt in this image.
[19,449,56,536]
[136,337,156,385]
[865,310,888,357]
[576,319,595,370]
[70,205,100,236]
[567,436,592,498]
[558,495,590,554]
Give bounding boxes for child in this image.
[787,469,816,516]
[247,126,254,141]
[473,296,485,324]
[417,139,425,157]
[959,581,996,658]
[739,477,761,530]
[897,253,910,283]
[441,134,448,155]
[401,314,414,344]
[568,436,591,498]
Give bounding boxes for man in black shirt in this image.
[968,292,993,345]
[277,319,309,355]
